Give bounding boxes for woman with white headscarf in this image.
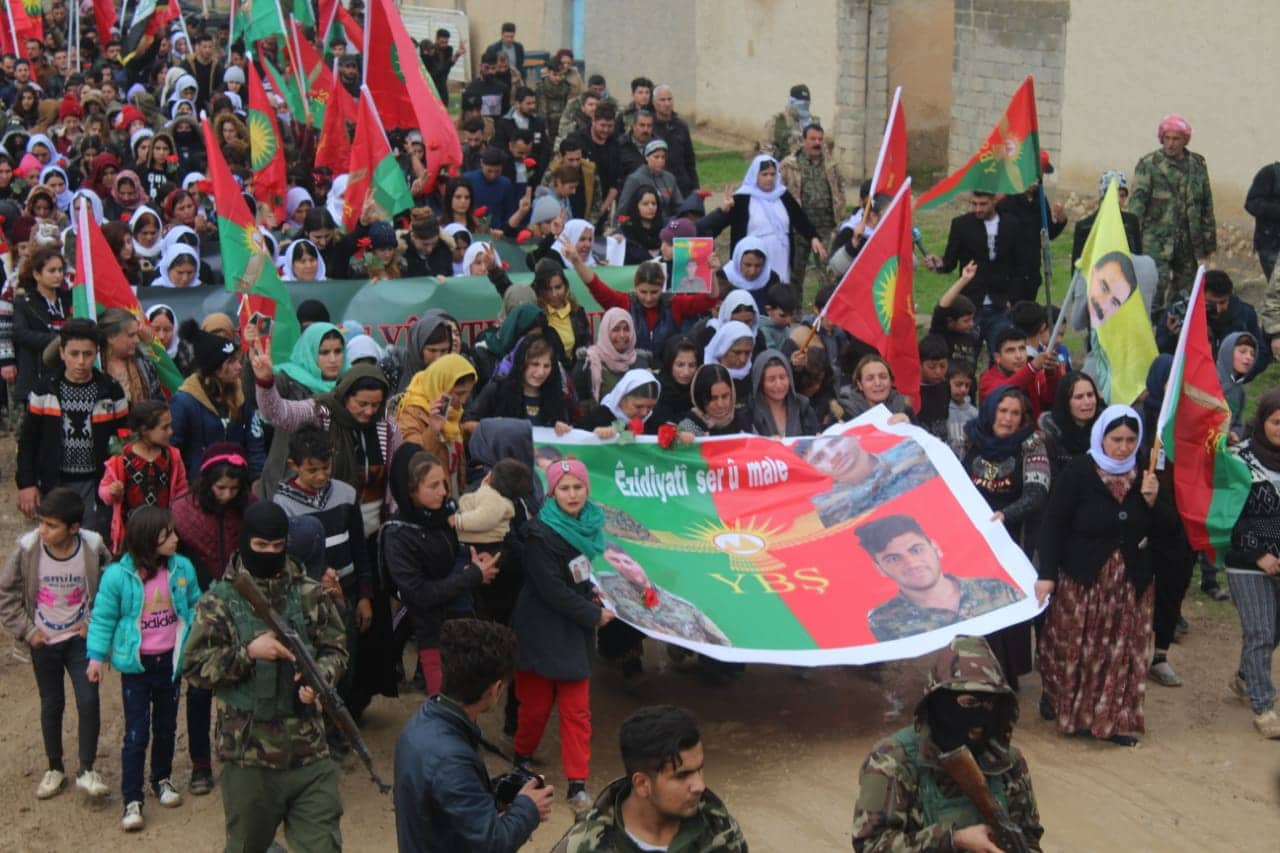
[718,236,780,307]
[555,219,596,269]
[38,165,73,213]
[703,319,756,411]
[1038,403,1169,747]
[442,223,472,276]
[151,243,202,288]
[325,175,349,228]
[284,187,314,236]
[713,154,824,290]
[279,239,328,282]
[576,368,661,438]
[130,205,165,276]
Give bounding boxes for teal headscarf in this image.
[276,321,348,394]
[539,497,605,559]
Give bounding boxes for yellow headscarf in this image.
[400,353,477,442]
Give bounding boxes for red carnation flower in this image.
[616,214,629,223]
[628,417,645,436]
[516,229,533,244]
[523,157,537,169]
[120,211,132,223]
[696,189,713,198]
[501,261,510,270]
[473,205,488,218]
[166,154,179,163]
[357,237,372,249]
[643,586,660,609]
[657,423,677,449]
[194,180,214,194]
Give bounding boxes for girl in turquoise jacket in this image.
[86,507,201,831]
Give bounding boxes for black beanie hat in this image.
[193,329,237,374]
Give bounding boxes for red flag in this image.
[823,179,921,408]
[10,1,43,54]
[916,76,1040,211]
[0,9,15,57]
[869,86,907,198]
[90,0,119,42]
[246,59,288,225]
[343,86,413,231]
[363,0,461,194]
[315,74,356,175]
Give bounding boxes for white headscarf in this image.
[69,188,105,229]
[345,334,383,363]
[703,320,756,381]
[443,223,471,275]
[285,186,314,221]
[710,290,759,334]
[326,174,349,228]
[556,218,596,267]
[38,165,72,212]
[161,224,198,258]
[601,368,661,421]
[153,243,200,288]
[130,206,164,259]
[721,236,773,291]
[734,154,786,202]
[279,238,329,281]
[169,74,198,103]
[26,133,57,161]
[146,304,180,357]
[1088,403,1144,475]
[459,240,498,277]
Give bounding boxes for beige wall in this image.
[693,0,839,142]
[1061,0,1275,222]
[887,0,952,169]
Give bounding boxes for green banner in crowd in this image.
[137,265,639,347]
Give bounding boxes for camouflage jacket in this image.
[867,576,1023,641]
[181,555,347,770]
[553,777,748,853]
[761,108,819,160]
[538,76,573,131]
[852,636,1043,852]
[1128,148,1217,260]
[780,151,844,228]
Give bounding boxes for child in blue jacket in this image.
[87,506,201,833]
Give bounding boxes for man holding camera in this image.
[554,705,746,853]
[394,619,554,852]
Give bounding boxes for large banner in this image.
[533,408,1041,665]
[134,263,637,347]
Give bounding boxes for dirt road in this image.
[0,432,1277,851]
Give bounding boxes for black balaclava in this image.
[240,502,289,579]
[927,691,997,752]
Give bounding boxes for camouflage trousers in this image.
[1261,262,1280,339]
[221,759,343,853]
[1153,237,1199,308]
[790,214,836,304]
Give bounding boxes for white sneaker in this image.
[35,769,65,800]
[155,778,182,807]
[121,801,145,832]
[76,769,110,798]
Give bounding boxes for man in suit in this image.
[925,191,1032,357]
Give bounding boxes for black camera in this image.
[492,768,543,807]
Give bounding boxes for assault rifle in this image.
[232,572,391,794]
[938,744,1031,853]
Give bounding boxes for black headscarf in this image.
[317,364,390,488]
[1050,370,1100,456]
[1249,388,1280,472]
[656,335,698,423]
[466,417,543,511]
[964,386,1034,461]
[389,442,458,529]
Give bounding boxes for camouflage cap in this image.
[923,635,1012,700]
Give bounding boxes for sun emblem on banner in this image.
[248,112,278,171]
[872,257,899,334]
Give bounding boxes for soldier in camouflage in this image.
[553,705,747,853]
[1262,261,1280,362]
[780,123,845,296]
[851,636,1044,852]
[182,502,348,853]
[762,84,819,162]
[855,515,1024,641]
[1128,113,1216,307]
[537,63,574,144]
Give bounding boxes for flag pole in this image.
[868,86,901,199]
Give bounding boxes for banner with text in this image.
[533,408,1040,665]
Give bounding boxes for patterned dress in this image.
[1039,469,1154,738]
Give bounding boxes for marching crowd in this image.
[0,3,1277,851]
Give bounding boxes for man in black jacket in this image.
[995,151,1068,303]
[485,22,525,76]
[925,191,1032,355]
[394,619,553,853]
[568,103,622,213]
[16,319,128,534]
[651,85,699,195]
[1245,160,1280,280]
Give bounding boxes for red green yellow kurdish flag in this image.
[246,57,288,225]
[363,0,461,192]
[1077,178,1158,403]
[201,118,300,362]
[822,179,921,408]
[916,76,1040,211]
[1157,267,1251,564]
[344,86,414,232]
[72,203,182,392]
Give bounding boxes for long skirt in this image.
[1039,551,1154,738]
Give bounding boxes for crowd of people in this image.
[0,2,1277,851]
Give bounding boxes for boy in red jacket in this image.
[979,326,1062,419]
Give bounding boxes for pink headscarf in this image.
[585,307,637,401]
[1157,113,1192,143]
[546,458,590,495]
